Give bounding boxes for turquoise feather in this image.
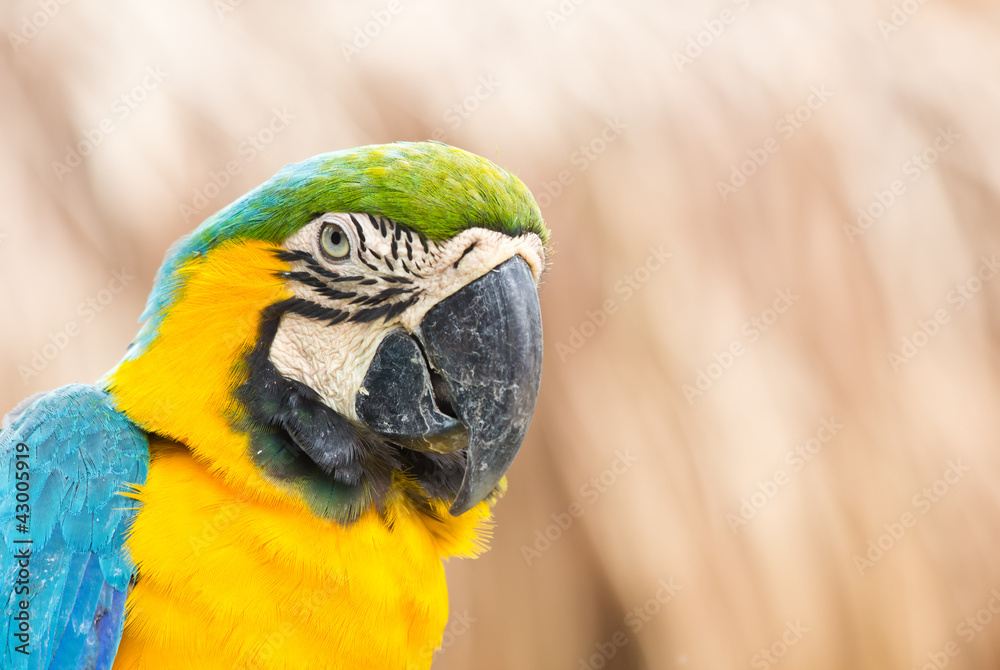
[0,385,149,670]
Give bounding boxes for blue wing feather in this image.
[1,384,149,670]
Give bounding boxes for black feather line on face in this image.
[323,275,366,284]
[375,286,412,299]
[280,271,357,301]
[348,293,383,306]
[277,242,422,323]
[348,214,368,251]
[273,249,314,264]
[304,261,343,281]
[272,248,360,286]
[384,293,420,321]
[347,286,418,309]
[453,240,479,269]
[280,296,348,324]
[350,302,394,323]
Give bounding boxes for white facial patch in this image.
[267,213,545,420]
[268,315,384,421]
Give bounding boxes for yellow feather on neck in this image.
[107,240,295,507]
[104,240,494,669]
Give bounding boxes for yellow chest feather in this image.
[114,442,491,670]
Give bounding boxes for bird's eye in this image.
[320,223,351,260]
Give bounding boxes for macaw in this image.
[1,141,548,670]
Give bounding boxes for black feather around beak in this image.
[355,255,544,515]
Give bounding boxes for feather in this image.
[0,384,149,670]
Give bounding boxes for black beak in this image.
[355,256,543,515]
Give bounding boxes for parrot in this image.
[1,141,549,670]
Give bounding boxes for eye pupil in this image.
[320,223,351,259]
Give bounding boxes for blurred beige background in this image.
[4,0,1000,668]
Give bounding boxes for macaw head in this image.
[105,142,548,523]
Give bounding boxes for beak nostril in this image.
[410,328,459,420]
[429,370,457,419]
